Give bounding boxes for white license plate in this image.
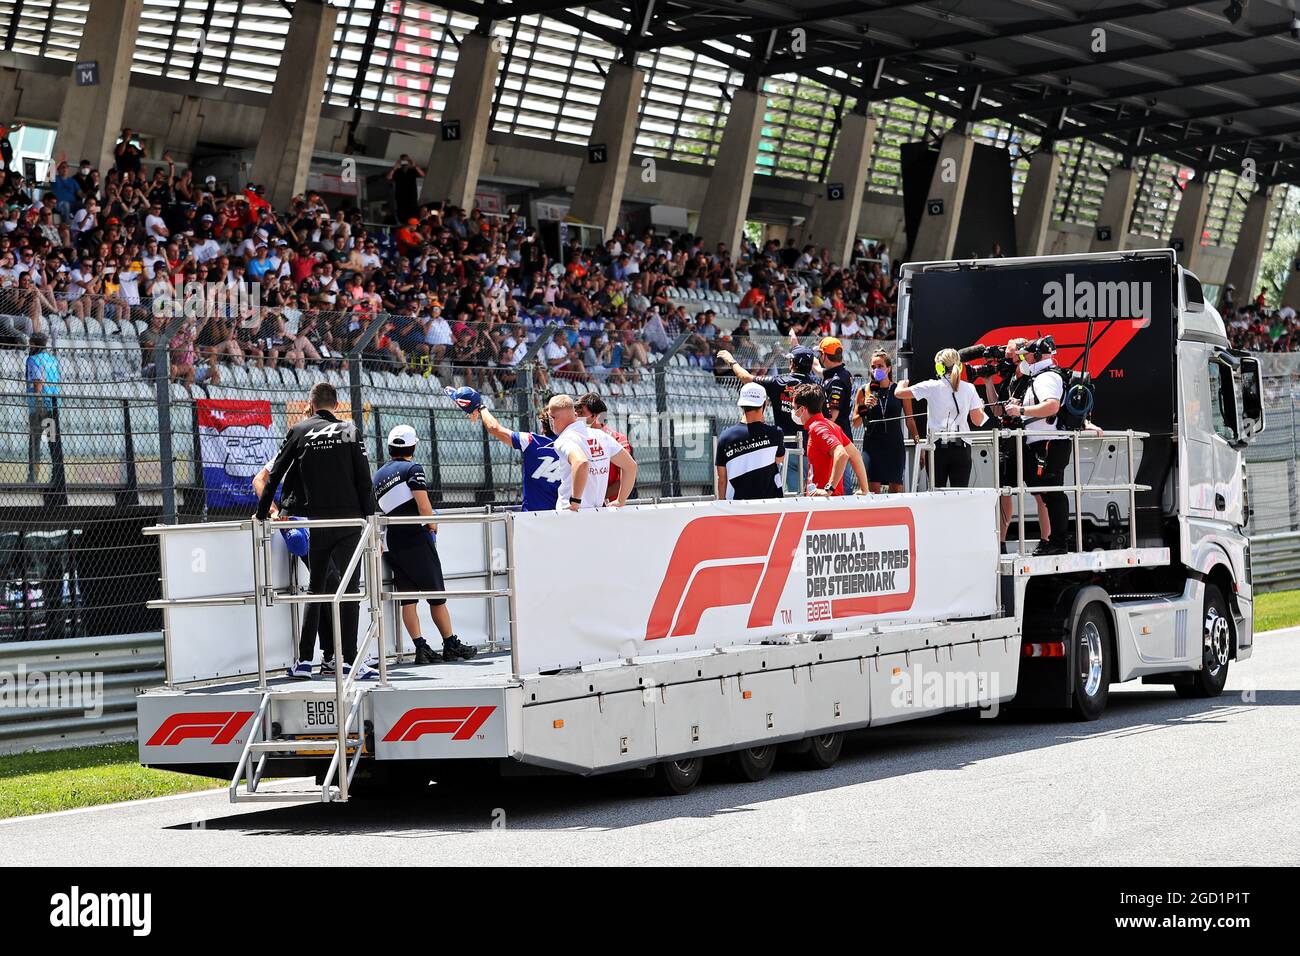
[303,699,336,729]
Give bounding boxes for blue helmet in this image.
[790,346,816,373]
[278,522,309,558]
[444,385,483,414]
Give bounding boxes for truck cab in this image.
[897,248,1262,709]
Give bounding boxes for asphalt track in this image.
[4,629,1298,867]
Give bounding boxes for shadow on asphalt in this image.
[170,685,1293,837]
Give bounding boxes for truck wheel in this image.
[1070,604,1111,721]
[726,745,777,782]
[654,757,703,796]
[798,732,844,770]
[1177,584,1231,699]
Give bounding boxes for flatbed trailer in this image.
[138,250,1261,802]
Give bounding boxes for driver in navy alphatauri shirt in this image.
[715,383,786,501]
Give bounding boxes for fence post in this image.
[348,315,387,439]
[654,332,691,498]
[156,315,188,525]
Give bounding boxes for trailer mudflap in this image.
[372,686,520,760]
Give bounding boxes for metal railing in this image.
[908,427,1149,556]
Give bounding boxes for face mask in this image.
[872,367,887,383]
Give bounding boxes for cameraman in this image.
[980,338,1049,544]
[1004,341,1069,555]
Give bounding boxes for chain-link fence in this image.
[0,291,894,642]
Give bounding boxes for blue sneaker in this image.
[287,660,314,680]
[319,659,350,677]
[353,663,380,681]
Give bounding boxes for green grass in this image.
[0,742,222,820]
[1256,588,1300,634]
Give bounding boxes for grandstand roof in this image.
[5,0,1300,186]
[462,0,1300,184]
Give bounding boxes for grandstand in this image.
[2,0,1300,751]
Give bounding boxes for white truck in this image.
[137,249,1263,801]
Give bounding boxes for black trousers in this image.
[295,553,338,663]
[932,441,972,488]
[308,525,363,663]
[28,403,64,484]
[1026,439,1072,545]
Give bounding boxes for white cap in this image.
[387,424,418,449]
[737,382,767,408]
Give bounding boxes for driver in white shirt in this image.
[546,394,637,511]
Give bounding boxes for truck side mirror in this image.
[1239,356,1266,442]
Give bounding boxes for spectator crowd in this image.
[0,128,901,396]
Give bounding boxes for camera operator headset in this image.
[895,347,987,488]
[1003,338,1071,555]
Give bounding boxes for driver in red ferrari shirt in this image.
[791,383,868,497]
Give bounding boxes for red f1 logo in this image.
[146,711,253,747]
[645,507,916,640]
[973,320,1142,379]
[383,706,496,742]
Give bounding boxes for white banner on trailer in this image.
[511,491,999,674]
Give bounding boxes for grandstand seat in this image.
[84,318,104,338]
[49,316,69,340]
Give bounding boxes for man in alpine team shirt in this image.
[791,383,869,497]
[446,385,561,511]
[715,382,785,500]
[372,424,477,663]
[547,394,638,511]
[575,392,634,502]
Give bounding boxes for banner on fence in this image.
[510,491,999,674]
[197,399,278,509]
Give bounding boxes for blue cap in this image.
[790,346,816,371]
[444,385,483,414]
[279,523,309,558]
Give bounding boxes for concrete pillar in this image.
[1015,150,1061,258]
[1168,177,1211,273]
[0,67,23,121]
[420,32,501,209]
[250,0,337,210]
[800,111,876,266]
[569,62,645,237]
[1224,188,1276,304]
[1282,265,1300,311]
[910,131,974,262]
[52,0,144,174]
[163,95,206,162]
[1090,165,1139,252]
[696,87,765,255]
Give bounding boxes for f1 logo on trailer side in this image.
[146,711,253,747]
[645,508,917,640]
[383,706,497,742]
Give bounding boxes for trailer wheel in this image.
[1070,604,1112,721]
[1177,584,1231,699]
[654,757,703,796]
[726,745,777,782]
[798,732,844,770]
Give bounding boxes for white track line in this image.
[0,777,316,826]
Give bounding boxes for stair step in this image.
[230,789,331,804]
[249,739,352,753]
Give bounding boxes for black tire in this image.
[798,732,844,770]
[1176,584,1232,699]
[1070,603,1112,721]
[727,745,777,782]
[654,756,703,796]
